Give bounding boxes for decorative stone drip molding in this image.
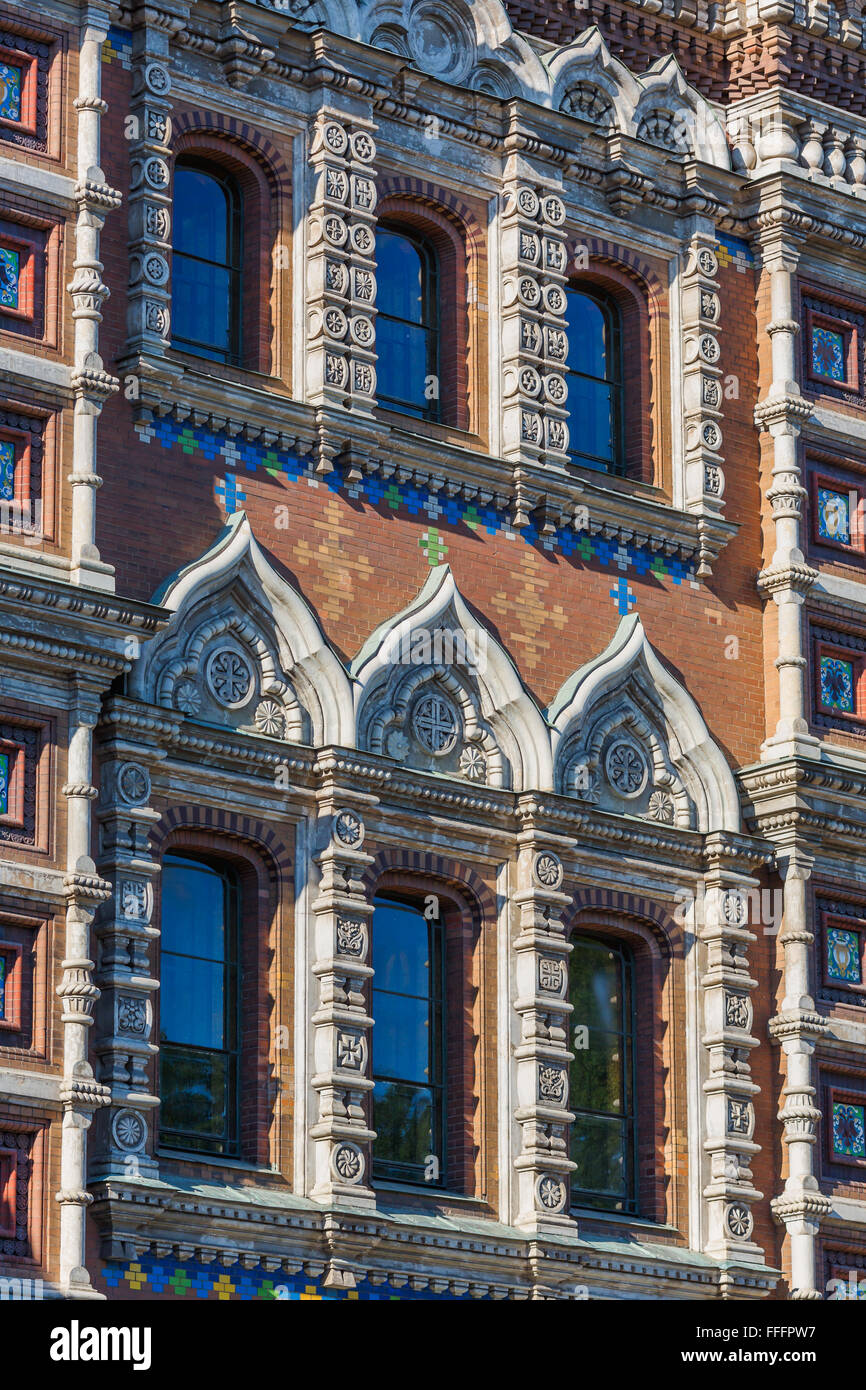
[698,858,765,1265]
[309,786,376,1207]
[511,822,575,1234]
[499,174,570,477]
[767,847,831,1299]
[68,6,122,591]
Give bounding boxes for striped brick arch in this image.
[170,110,288,188]
[375,175,486,252]
[364,846,497,923]
[568,885,676,956]
[149,805,291,889]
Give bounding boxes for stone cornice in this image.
[88,1176,778,1297]
[0,572,168,679]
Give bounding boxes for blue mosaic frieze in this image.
[134,416,701,606]
[100,1253,487,1301]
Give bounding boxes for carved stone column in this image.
[681,229,726,575]
[57,679,111,1296]
[68,3,121,588]
[699,844,764,1263]
[512,813,575,1234]
[499,165,570,497]
[305,110,378,473]
[755,233,819,756]
[309,782,376,1207]
[90,708,164,1181]
[769,847,831,1299]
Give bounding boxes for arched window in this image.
[159,854,241,1156]
[569,934,637,1212]
[564,287,624,474]
[171,161,242,365]
[375,225,440,421]
[371,894,445,1185]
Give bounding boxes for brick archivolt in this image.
[124,511,741,834]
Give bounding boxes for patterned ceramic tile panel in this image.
[817,487,851,544]
[820,655,855,712]
[833,1101,866,1158]
[827,927,862,984]
[0,62,21,122]
[0,439,13,501]
[0,245,19,310]
[812,326,846,382]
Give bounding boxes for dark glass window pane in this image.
[565,376,615,466]
[171,164,240,363]
[571,1114,629,1199]
[172,258,233,361]
[569,942,622,1033]
[173,168,229,262]
[566,291,608,378]
[570,1033,624,1113]
[371,993,430,1082]
[565,287,623,474]
[371,896,444,1183]
[372,1081,434,1168]
[160,859,226,960]
[377,230,425,323]
[376,318,430,415]
[159,856,240,1156]
[160,1046,230,1141]
[159,955,226,1049]
[372,899,431,995]
[569,937,636,1213]
[375,227,439,420]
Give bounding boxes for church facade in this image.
[1,0,866,1301]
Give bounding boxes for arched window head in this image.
[159,854,241,1156]
[564,287,625,475]
[375,226,440,422]
[371,894,445,1185]
[569,934,637,1213]
[172,161,243,365]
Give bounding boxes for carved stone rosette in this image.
[512,834,575,1233]
[126,49,173,358]
[309,799,376,1207]
[681,235,725,573]
[500,180,570,474]
[699,856,764,1262]
[90,738,162,1182]
[306,113,378,467]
